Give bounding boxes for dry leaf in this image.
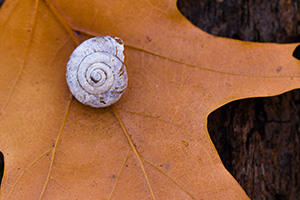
[0,0,299,199]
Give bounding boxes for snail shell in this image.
[66,36,128,108]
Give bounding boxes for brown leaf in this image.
[0,0,299,199]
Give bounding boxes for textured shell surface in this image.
[66,36,128,108]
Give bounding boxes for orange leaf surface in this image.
[0,0,299,199]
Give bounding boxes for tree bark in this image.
[177,0,300,200]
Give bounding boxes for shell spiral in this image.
[66,36,128,107]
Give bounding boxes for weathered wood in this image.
[177,0,300,43]
[178,0,300,199]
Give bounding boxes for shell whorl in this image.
[66,36,128,108]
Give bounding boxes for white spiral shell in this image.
[66,36,128,107]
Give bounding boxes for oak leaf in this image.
[0,0,299,199]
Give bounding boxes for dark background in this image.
[0,0,300,199]
[177,0,300,200]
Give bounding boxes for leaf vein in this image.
[7,148,52,199]
[38,95,72,199]
[112,106,156,200]
[44,0,80,46]
[121,110,212,161]
[108,150,131,200]
[144,159,196,200]
[125,44,300,78]
[0,0,39,114]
